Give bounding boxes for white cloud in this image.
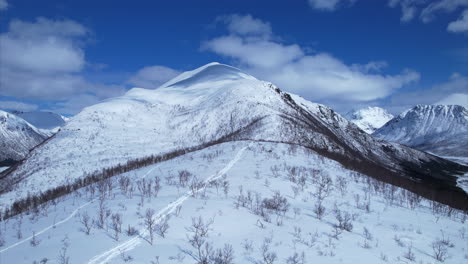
[384,73,468,112]
[308,0,355,11]
[0,0,8,10]
[0,17,125,114]
[219,14,272,37]
[448,9,468,32]
[128,66,180,89]
[420,0,468,23]
[51,94,102,115]
[203,36,304,68]
[0,18,87,73]
[436,93,468,107]
[388,1,468,33]
[0,101,38,111]
[204,14,419,103]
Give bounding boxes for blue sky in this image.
[0,0,467,115]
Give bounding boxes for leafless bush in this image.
[178,170,193,187]
[432,239,449,262]
[126,225,138,236]
[336,176,347,197]
[80,211,92,235]
[182,216,215,264]
[286,252,306,264]
[153,176,161,197]
[118,176,131,197]
[144,208,156,245]
[111,213,123,241]
[190,177,204,198]
[58,236,70,264]
[403,244,416,262]
[156,216,170,238]
[260,237,277,264]
[313,200,325,220]
[30,231,40,247]
[334,209,353,232]
[212,244,235,264]
[262,191,289,216]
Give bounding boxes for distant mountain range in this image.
[0,110,68,166]
[374,105,468,157]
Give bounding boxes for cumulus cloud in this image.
[385,73,468,112]
[448,9,468,32]
[0,101,38,111]
[128,66,180,89]
[436,93,468,107]
[204,14,419,102]
[420,0,468,22]
[0,17,126,114]
[307,0,356,11]
[0,0,8,10]
[218,14,272,37]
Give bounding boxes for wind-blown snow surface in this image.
[0,142,467,264]
[345,107,394,134]
[1,63,466,210]
[374,105,468,157]
[0,110,47,163]
[12,111,67,135]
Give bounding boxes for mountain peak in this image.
[345,106,393,134]
[374,104,468,156]
[160,62,256,89]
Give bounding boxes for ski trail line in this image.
[0,201,92,253]
[87,143,251,264]
[0,166,158,254]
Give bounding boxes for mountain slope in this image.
[12,111,67,135]
[1,63,466,211]
[0,141,467,264]
[0,110,48,166]
[374,105,468,157]
[345,107,394,134]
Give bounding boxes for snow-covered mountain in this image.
[11,111,67,135]
[1,63,468,264]
[345,107,394,134]
[1,62,466,209]
[0,110,48,166]
[374,105,468,157]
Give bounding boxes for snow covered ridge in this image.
[374,104,468,157]
[345,107,394,134]
[0,110,48,166]
[1,63,467,212]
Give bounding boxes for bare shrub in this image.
[80,211,92,235]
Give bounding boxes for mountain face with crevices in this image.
[345,107,394,134]
[374,105,468,157]
[1,63,466,210]
[0,110,48,166]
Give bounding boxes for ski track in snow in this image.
[0,166,159,254]
[87,143,251,264]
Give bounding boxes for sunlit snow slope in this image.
[345,107,394,134]
[1,63,466,210]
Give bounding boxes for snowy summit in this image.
[345,107,394,134]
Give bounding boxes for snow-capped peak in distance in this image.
[345,106,394,134]
[2,63,467,212]
[374,104,468,157]
[0,110,48,165]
